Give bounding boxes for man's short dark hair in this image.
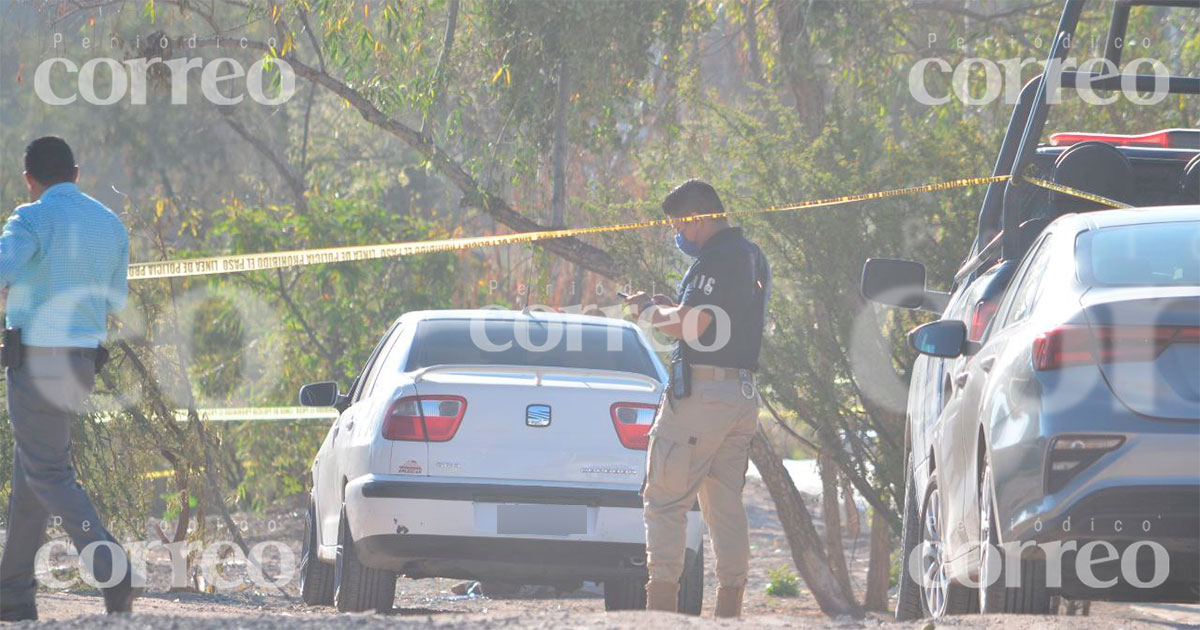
[25,136,76,185]
[662,179,725,217]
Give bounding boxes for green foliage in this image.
[226,421,328,511]
[479,1,666,151]
[765,565,800,598]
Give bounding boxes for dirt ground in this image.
[11,475,1200,629]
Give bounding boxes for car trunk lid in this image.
[1080,287,1200,421]
[394,365,661,484]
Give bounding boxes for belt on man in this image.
[23,346,100,359]
[691,364,754,381]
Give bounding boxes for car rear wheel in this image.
[677,543,704,615]
[603,540,705,614]
[978,457,1051,614]
[334,506,397,613]
[895,460,923,620]
[920,473,977,617]
[300,500,335,606]
[603,577,646,611]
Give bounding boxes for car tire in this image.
[677,542,704,616]
[603,540,705,613]
[300,500,335,606]
[895,460,923,621]
[603,576,647,611]
[978,457,1051,615]
[919,472,977,617]
[333,506,397,613]
[997,558,1051,614]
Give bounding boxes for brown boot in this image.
[645,579,679,612]
[714,585,745,618]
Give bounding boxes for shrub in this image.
[765,565,800,597]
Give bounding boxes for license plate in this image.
[496,504,587,535]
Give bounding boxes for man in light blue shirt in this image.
[0,137,137,619]
[0,152,128,347]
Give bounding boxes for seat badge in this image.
[526,404,552,427]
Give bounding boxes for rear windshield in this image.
[1080,221,1200,287]
[406,318,661,380]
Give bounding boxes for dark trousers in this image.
[0,350,124,608]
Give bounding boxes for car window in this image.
[360,325,404,401]
[992,234,1049,331]
[406,318,661,380]
[365,326,405,398]
[946,283,971,320]
[998,236,1054,329]
[1078,221,1200,287]
[351,321,402,403]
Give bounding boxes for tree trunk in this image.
[743,0,763,84]
[571,263,586,307]
[819,451,855,597]
[422,0,459,137]
[773,1,826,137]
[843,472,862,539]
[550,56,569,227]
[863,508,892,612]
[750,430,864,618]
[647,1,687,135]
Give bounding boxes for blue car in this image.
[908,207,1199,615]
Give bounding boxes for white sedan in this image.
[297,309,705,613]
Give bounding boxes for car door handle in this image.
[955,372,970,389]
[980,356,996,373]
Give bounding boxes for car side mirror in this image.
[861,258,949,313]
[300,381,341,407]
[909,320,970,358]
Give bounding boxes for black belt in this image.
[24,346,100,359]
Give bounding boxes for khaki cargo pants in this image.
[643,370,759,588]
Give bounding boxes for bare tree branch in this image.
[182,36,622,279]
[913,0,1056,22]
[422,0,459,138]
[273,268,340,373]
[218,108,309,210]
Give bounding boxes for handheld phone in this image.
[616,291,630,299]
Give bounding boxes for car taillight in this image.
[1033,325,1200,371]
[610,402,658,450]
[968,299,998,343]
[1045,435,1124,494]
[383,395,466,442]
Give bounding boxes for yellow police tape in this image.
[1021,175,1132,210]
[130,176,1126,480]
[126,174,1127,281]
[143,469,176,480]
[133,406,338,480]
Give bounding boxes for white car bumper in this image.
[339,474,703,581]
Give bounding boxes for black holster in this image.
[1,328,22,370]
[94,345,110,375]
[670,357,691,400]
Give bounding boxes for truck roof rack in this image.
[964,0,1199,283]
